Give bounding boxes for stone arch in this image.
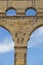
[5,7,16,13]
[25,7,37,12]
[25,7,37,16]
[0,25,15,43]
[29,24,43,36]
[26,23,43,44]
[27,25,43,65]
[5,7,17,16]
[0,25,14,65]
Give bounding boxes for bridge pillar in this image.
[14,46,27,65]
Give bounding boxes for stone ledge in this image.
[14,46,27,48]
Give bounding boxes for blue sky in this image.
[27,26,43,65]
[0,9,43,65]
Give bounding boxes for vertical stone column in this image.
[14,46,27,65]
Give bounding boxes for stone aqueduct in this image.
[0,0,43,65]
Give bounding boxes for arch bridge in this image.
[0,0,43,65]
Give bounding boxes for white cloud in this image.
[0,37,14,53]
[28,26,43,49]
[0,43,14,53]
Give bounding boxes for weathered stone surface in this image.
[0,0,43,65]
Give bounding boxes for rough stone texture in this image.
[0,0,43,65]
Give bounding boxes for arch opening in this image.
[6,7,16,16]
[0,26,14,65]
[27,26,43,65]
[25,7,37,16]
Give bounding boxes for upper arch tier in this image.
[0,0,43,16]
